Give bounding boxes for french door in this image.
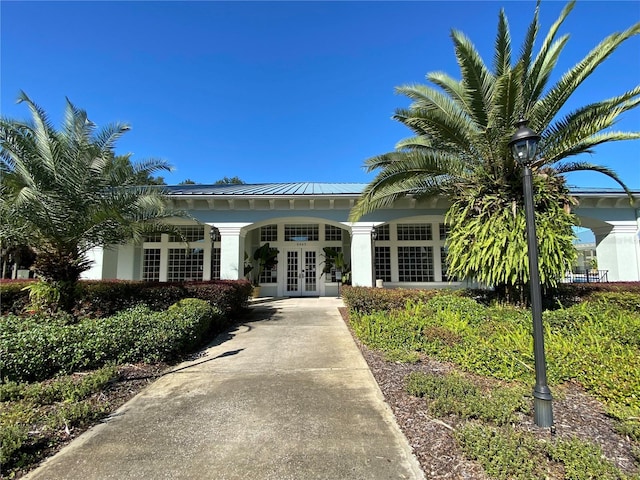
[285,248,319,296]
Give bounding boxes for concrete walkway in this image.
[25,297,425,480]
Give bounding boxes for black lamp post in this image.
[508,119,554,428]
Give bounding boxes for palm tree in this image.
[0,91,184,309]
[350,1,639,298]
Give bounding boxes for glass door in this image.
[285,249,319,296]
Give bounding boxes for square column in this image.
[350,224,375,287]
[594,222,640,281]
[214,224,250,280]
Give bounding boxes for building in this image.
[83,183,640,295]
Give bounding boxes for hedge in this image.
[0,279,253,318]
[0,298,226,382]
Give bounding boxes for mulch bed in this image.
[338,307,639,479]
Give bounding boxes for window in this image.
[374,224,390,241]
[440,246,456,282]
[398,246,434,282]
[142,248,161,281]
[439,223,450,241]
[324,225,343,241]
[324,247,344,283]
[169,225,205,243]
[374,246,391,282]
[211,247,221,280]
[168,248,203,281]
[143,232,162,243]
[260,225,278,242]
[285,224,319,242]
[259,263,278,284]
[397,223,432,241]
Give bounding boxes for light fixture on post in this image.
[508,118,553,428]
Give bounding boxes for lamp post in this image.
[508,119,554,428]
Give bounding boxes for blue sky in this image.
[2,1,639,188]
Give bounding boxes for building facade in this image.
[84,183,640,295]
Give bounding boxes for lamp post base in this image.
[533,396,554,427]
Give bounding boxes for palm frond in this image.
[351,149,465,220]
[16,91,56,170]
[395,136,432,150]
[542,88,640,162]
[554,161,634,199]
[426,72,471,115]
[493,9,512,77]
[450,29,494,128]
[533,22,640,130]
[523,1,574,112]
[517,0,541,96]
[393,84,478,151]
[92,122,132,153]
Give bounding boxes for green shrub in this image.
[341,286,442,314]
[349,309,429,353]
[549,282,640,308]
[590,291,640,314]
[71,280,251,319]
[184,280,253,316]
[0,422,29,467]
[0,299,224,382]
[0,280,32,314]
[382,349,421,363]
[73,281,186,317]
[2,279,251,320]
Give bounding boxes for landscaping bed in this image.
[338,285,640,480]
[348,319,639,479]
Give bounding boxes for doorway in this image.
[284,248,319,296]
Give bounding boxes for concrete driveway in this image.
[24,297,425,480]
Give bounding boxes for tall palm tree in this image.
[0,91,184,308]
[350,1,639,296]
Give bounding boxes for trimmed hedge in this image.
[0,298,226,382]
[0,279,253,318]
[73,279,253,318]
[0,280,33,315]
[341,285,448,314]
[465,281,640,308]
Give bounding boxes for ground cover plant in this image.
[343,287,640,479]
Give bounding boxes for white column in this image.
[215,223,250,280]
[202,226,212,280]
[350,224,375,287]
[594,221,640,282]
[116,244,137,280]
[81,246,105,280]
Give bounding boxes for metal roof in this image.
[569,187,639,196]
[163,182,636,198]
[164,182,367,196]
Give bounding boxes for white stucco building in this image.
[83,183,640,296]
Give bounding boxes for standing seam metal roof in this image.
[163,183,635,198]
[164,182,367,195]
